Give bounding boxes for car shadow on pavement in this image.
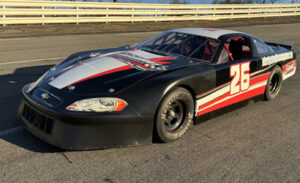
[0,64,63,153]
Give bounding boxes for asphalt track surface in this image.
[0,23,299,183]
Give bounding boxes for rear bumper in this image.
[18,91,153,150]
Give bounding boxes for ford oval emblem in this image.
[41,93,50,99]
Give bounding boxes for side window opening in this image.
[218,36,252,64]
[190,39,220,61]
[169,35,207,57]
[218,47,230,64]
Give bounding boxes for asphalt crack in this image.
[61,152,73,164]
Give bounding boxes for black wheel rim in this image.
[269,74,279,94]
[162,100,186,132]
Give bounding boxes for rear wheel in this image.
[264,66,283,101]
[155,87,194,143]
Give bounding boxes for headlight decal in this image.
[66,98,127,112]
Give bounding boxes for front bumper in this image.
[18,90,153,150]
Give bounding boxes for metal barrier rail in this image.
[1,0,299,26]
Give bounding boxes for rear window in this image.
[253,38,270,56]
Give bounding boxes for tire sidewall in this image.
[265,65,283,101]
[155,88,194,143]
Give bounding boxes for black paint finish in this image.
[18,31,296,150]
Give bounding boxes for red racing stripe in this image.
[196,72,269,99]
[197,85,266,116]
[283,60,297,72]
[112,56,151,70]
[250,72,270,86]
[149,56,173,64]
[286,68,295,75]
[65,65,133,88]
[198,92,230,110]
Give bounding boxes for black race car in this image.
[18,28,297,150]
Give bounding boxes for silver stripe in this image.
[49,57,127,89]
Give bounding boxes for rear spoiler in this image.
[264,39,294,50]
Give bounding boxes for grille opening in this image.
[22,103,54,134]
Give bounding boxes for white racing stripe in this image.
[49,49,165,89]
[49,56,128,89]
[0,57,65,66]
[196,85,230,111]
[197,81,267,113]
[0,126,23,137]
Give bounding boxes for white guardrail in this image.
[0,0,300,26]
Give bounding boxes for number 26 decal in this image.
[230,62,250,95]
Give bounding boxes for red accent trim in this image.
[64,65,133,88]
[286,68,295,75]
[149,56,174,64]
[196,72,270,114]
[195,72,269,99]
[250,72,270,86]
[283,60,297,72]
[197,85,266,116]
[229,36,243,40]
[112,56,150,70]
[199,92,230,110]
[224,44,234,61]
[282,65,287,72]
[203,28,218,32]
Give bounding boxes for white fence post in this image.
[3,6,6,27]
[248,7,250,19]
[76,7,79,25]
[42,6,45,25]
[106,7,109,24]
[155,8,157,23]
[131,8,134,23]
[213,7,216,17]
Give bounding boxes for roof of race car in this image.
[170,28,243,39]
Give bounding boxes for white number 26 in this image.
[230,62,250,95]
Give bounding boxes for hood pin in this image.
[68,85,76,90]
[108,88,115,93]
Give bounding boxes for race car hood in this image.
[33,47,195,96]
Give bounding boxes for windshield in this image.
[135,31,220,62]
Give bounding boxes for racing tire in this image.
[154,87,194,143]
[264,65,283,101]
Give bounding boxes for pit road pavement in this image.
[0,23,299,182]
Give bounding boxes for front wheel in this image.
[154,87,194,143]
[264,65,283,101]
